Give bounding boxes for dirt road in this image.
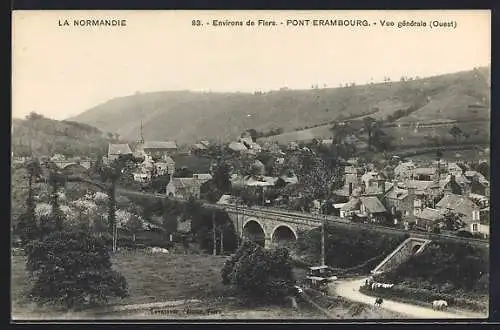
[334,278,487,319]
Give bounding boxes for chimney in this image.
[378,179,386,194]
[349,182,353,196]
[407,186,416,217]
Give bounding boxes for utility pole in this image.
[236,201,240,248]
[212,211,217,256]
[220,225,224,255]
[321,201,326,266]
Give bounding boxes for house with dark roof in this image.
[400,179,442,212]
[141,141,178,160]
[394,161,415,180]
[166,176,210,200]
[171,154,211,174]
[413,167,437,181]
[339,196,387,223]
[228,141,248,153]
[383,182,415,218]
[358,196,388,223]
[436,193,481,231]
[108,144,132,161]
[465,171,490,197]
[414,207,445,232]
[339,197,360,219]
[344,166,362,186]
[439,174,471,196]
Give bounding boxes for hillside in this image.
[70,67,490,144]
[11,113,117,157]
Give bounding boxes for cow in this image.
[374,297,383,307]
[432,300,448,310]
[150,247,169,254]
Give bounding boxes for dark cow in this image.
[374,297,383,308]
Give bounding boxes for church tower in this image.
[137,119,145,145]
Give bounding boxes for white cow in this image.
[150,247,169,254]
[432,300,448,310]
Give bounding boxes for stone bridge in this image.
[112,188,490,250]
[222,204,326,249]
[371,237,432,275]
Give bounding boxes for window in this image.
[472,223,478,232]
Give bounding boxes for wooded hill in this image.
[69,66,490,145]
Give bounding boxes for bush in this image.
[221,241,296,302]
[25,228,128,310]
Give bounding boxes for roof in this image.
[171,154,211,173]
[416,207,445,222]
[193,143,208,150]
[359,196,387,214]
[164,156,175,165]
[244,176,278,186]
[361,171,382,183]
[193,173,213,181]
[385,185,409,200]
[169,177,202,189]
[439,174,470,188]
[309,265,330,270]
[436,193,480,217]
[280,174,298,184]
[217,194,234,205]
[200,140,210,147]
[364,182,393,195]
[414,167,436,176]
[403,180,435,193]
[344,166,360,174]
[143,141,178,150]
[322,139,334,145]
[228,141,248,151]
[340,198,360,211]
[108,144,132,155]
[239,137,254,146]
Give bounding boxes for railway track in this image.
[115,187,489,248]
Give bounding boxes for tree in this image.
[221,241,295,302]
[125,214,143,242]
[449,125,463,143]
[371,124,392,152]
[18,158,43,245]
[243,129,259,142]
[99,157,128,252]
[173,167,193,178]
[475,162,489,179]
[363,117,377,151]
[25,228,128,310]
[46,169,67,234]
[213,161,232,193]
[443,211,466,231]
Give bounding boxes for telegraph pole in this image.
[321,201,326,266]
[212,211,217,256]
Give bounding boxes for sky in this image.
[12,10,490,120]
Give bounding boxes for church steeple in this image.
[137,119,145,145]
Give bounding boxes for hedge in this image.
[360,284,488,313]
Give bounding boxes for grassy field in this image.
[12,250,403,320]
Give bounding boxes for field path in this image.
[334,278,486,319]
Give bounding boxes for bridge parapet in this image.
[371,238,432,275]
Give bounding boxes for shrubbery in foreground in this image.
[221,241,295,302]
[25,229,128,310]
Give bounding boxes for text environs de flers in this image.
[58,19,127,27]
